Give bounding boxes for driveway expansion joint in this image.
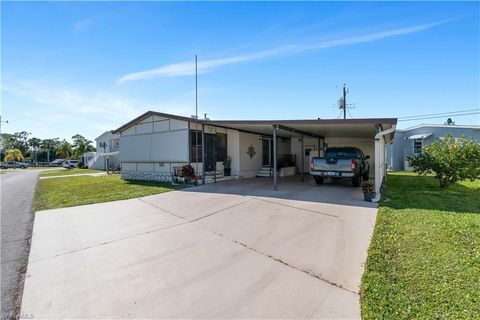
[29,221,188,263]
[213,231,359,295]
[250,196,340,219]
[139,195,357,295]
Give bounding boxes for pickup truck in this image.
[310,147,370,187]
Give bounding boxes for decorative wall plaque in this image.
[246,144,256,159]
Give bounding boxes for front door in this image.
[204,134,216,172]
[262,138,273,166]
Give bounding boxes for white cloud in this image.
[118,18,455,83]
[73,18,94,33]
[2,80,200,139]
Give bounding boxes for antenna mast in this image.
[337,83,353,119]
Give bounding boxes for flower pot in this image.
[224,168,231,176]
[363,192,376,202]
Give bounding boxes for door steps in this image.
[256,166,277,178]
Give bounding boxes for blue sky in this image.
[2,1,479,141]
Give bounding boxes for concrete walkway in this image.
[39,172,107,179]
[21,177,377,319]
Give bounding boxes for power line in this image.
[398,111,480,122]
[398,108,479,120]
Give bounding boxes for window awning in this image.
[406,133,432,140]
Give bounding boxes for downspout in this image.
[371,124,397,203]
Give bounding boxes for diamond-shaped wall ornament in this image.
[247,144,256,159]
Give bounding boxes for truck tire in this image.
[352,176,361,187]
[313,176,324,185]
[363,170,369,181]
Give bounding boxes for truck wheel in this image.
[363,170,369,181]
[352,176,361,187]
[313,176,324,185]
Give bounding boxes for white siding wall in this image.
[239,131,262,178]
[119,116,190,181]
[120,117,243,181]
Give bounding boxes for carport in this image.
[209,118,397,199]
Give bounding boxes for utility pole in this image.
[195,55,199,177]
[342,84,347,119]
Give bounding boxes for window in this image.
[190,130,202,162]
[325,149,358,158]
[216,133,227,162]
[413,139,423,154]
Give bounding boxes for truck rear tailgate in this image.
[311,158,353,172]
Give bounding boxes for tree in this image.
[28,137,42,163]
[444,118,455,125]
[41,138,60,163]
[71,134,95,158]
[1,132,30,155]
[56,140,72,159]
[5,149,25,162]
[407,133,480,187]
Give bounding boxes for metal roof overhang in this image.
[406,133,432,140]
[209,118,397,140]
[114,111,397,142]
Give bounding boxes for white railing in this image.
[87,153,100,168]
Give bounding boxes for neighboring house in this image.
[113,111,397,196]
[387,124,480,171]
[85,131,120,170]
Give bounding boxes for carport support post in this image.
[273,125,277,191]
[317,137,321,157]
[202,124,206,185]
[300,135,304,182]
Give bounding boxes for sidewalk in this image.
[39,172,108,180]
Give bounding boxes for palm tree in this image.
[56,140,72,159]
[41,138,60,163]
[72,134,94,158]
[28,137,42,164]
[5,149,24,169]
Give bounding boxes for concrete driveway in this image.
[21,176,377,319]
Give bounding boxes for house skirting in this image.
[121,170,173,182]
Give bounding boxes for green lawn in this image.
[34,175,184,211]
[361,172,480,319]
[40,168,103,177]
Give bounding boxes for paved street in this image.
[1,170,43,318]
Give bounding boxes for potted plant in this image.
[362,182,375,202]
[223,156,232,176]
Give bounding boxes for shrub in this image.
[181,164,195,178]
[407,134,480,187]
[78,161,86,169]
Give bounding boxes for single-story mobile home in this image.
[114,111,396,196]
[387,124,480,171]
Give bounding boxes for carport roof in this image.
[210,119,396,139]
[114,111,397,139]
